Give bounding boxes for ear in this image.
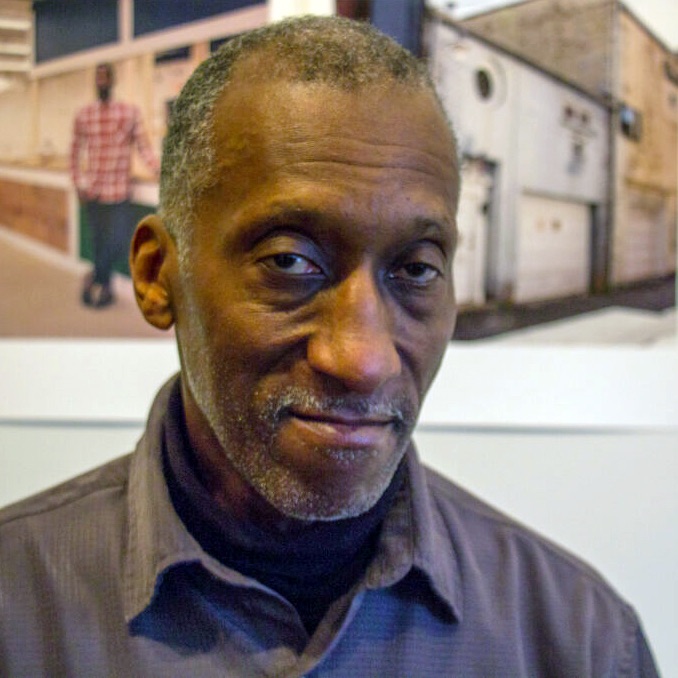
[129,214,176,330]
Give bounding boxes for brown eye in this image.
[391,261,440,285]
[405,262,438,281]
[269,252,321,275]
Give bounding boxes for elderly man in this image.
[0,16,659,677]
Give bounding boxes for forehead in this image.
[196,75,459,247]
[211,71,457,180]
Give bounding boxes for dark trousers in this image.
[84,200,132,286]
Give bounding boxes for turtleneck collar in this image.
[161,378,406,633]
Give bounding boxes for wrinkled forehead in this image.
[189,74,460,257]
[210,71,458,182]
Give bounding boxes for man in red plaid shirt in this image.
[71,63,159,308]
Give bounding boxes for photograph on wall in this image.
[0,0,675,344]
[0,0,261,340]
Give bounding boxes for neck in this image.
[200,440,308,536]
[164,377,407,633]
[180,377,314,535]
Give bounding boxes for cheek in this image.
[395,308,454,392]
[187,300,305,382]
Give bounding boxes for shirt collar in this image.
[406,448,463,620]
[364,444,462,623]
[123,375,208,622]
[122,375,462,625]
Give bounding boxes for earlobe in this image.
[130,215,176,330]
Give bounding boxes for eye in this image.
[387,239,447,289]
[389,260,441,286]
[267,252,322,276]
[398,261,439,283]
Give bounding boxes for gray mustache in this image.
[261,388,415,429]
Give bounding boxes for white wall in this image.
[429,22,608,201]
[516,67,607,200]
[37,68,92,158]
[428,19,519,298]
[0,80,32,161]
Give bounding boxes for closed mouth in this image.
[282,406,400,451]
[290,409,395,428]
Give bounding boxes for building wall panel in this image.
[514,193,590,302]
[426,18,607,303]
[613,9,678,283]
[0,82,32,163]
[455,159,492,306]
[615,184,674,281]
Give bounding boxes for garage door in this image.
[514,193,590,303]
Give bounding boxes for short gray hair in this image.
[159,15,452,251]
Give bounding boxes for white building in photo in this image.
[459,0,678,289]
[425,12,610,306]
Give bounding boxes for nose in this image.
[306,266,401,393]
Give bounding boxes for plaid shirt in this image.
[70,100,159,203]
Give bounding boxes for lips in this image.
[286,408,396,450]
[293,409,394,427]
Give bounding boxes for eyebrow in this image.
[238,205,458,253]
[242,206,325,246]
[412,216,458,255]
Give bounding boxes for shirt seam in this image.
[429,472,634,607]
[0,460,130,529]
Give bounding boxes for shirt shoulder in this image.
[0,454,132,532]
[422,464,638,621]
[75,102,98,122]
[418,466,660,675]
[426,468,616,595]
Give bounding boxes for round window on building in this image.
[475,68,493,100]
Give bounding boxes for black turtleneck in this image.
[161,380,405,635]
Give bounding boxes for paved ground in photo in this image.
[454,276,676,345]
[0,228,171,339]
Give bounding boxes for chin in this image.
[260,462,400,523]
[274,494,380,523]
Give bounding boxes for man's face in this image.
[95,66,113,101]
[172,74,458,522]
